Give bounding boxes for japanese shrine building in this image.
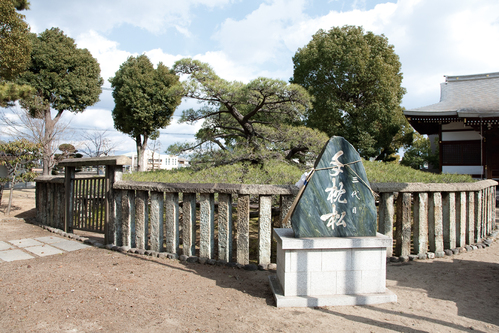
[404,72,499,179]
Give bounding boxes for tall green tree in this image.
[401,133,439,170]
[110,55,181,172]
[169,58,327,168]
[291,25,407,160]
[0,0,33,106]
[0,139,41,215]
[18,28,103,175]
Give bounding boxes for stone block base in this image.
[271,228,397,307]
[269,275,397,307]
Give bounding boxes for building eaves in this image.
[404,72,499,118]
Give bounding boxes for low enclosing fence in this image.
[372,181,497,258]
[35,157,497,266]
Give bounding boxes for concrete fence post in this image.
[218,193,233,262]
[395,192,411,257]
[150,191,164,252]
[199,193,215,259]
[378,192,395,257]
[182,193,197,256]
[135,190,149,250]
[121,189,135,247]
[466,192,475,245]
[474,190,482,242]
[413,192,428,257]
[258,195,272,266]
[164,192,179,254]
[442,192,456,250]
[429,192,444,257]
[236,194,250,265]
[456,192,467,247]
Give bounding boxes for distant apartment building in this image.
[123,150,189,172]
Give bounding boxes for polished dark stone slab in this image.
[291,136,377,237]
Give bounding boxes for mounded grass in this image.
[363,160,473,183]
[123,159,474,184]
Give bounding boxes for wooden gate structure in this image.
[72,176,106,232]
[57,156,130,243]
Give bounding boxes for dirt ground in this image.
[1,189,499,332]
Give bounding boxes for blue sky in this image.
[3,0,499,155]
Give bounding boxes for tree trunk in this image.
[136,134,149,172]
[6,183,14,215]
[43,107,54,176]
[6,163,17,215]
[151,150,155,171]
[0,183,4,207]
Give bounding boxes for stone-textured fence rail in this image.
[373,180,497,259]
[35,157,497,265]
[111,181,297,267]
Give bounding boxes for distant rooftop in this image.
[404,72,499,118]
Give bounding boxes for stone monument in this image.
[269,136,397,307]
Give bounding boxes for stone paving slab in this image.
[35,236,64,244]
[0,235,91,263]
[0,249,35,262]
[24,245,65,257]
[0,241,14,251]
[50,240,90,252]
[8,238,43,248]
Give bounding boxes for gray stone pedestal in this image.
[269,228,397,307]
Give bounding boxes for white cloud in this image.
[25,0,235,36]
[16,0,499,153]
[214,0,308,65]
[144,49,183,69]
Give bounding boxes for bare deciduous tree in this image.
[78,130,117,157]
[1,105,71,173]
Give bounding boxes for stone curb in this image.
[37,224,275,271]
[387,224,498,264]
[38,222,498,268]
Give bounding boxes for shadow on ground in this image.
[387,257,499,326]
[124,253,276,305]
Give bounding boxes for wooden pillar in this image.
[105,165,123,245]
[64,166,76,233]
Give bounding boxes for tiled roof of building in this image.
[404,72,499,118]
